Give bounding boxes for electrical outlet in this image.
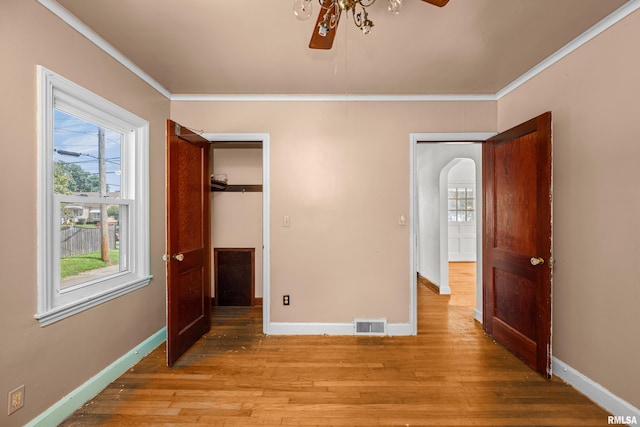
[283,295,290,305]
[8,385,25,415]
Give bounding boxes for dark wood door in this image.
[214,248,255,306]
[483,112,553,377]
[166,120,211,366]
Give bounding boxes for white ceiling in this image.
[51,0,630,96]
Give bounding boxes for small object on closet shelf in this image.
[212,173,228,183]
[211,173,229,191]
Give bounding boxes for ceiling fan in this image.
[293,0,449,50]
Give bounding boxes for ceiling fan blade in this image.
[421,0,449,6]
[309,1,341,50]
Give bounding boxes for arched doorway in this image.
[442,158,477,308]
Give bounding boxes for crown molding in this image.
[37,0,172,99]
[170,94,497,102]
[497,0,640,99]
[38,0,640,103]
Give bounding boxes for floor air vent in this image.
[353,318,387,336]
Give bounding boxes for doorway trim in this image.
[201,132,270,334]
[409,133,495,334]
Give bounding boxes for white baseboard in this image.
[386,323,413,336]
[553,357,640,420]
[26,327,167,427]
[439,285,452,295]
[266,322,414,336]
[473,309,482,323]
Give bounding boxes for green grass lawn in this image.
[61,250,120,278]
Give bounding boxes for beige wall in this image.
[0,1,169,426]
[497,9,640,409]
[172,101,496,323]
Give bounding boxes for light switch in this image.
[283,215,291,227]
[399,214,406,226]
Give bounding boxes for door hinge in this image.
[175,123,181,136]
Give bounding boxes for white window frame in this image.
[36,66,150,326]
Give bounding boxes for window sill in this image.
[35,276,151,327]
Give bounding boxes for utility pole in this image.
[99,127,110,263]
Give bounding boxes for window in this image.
[36,67,150,326]
[448,186,475,222]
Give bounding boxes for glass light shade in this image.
[388,0,402,14]
[293,0,313,20]
[361,20,373,34]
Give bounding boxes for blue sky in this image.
[53,109,122,193]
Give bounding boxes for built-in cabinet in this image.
[214,248,255,306]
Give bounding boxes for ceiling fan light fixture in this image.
[361,19,374,34]
[388,0,402,14]
[338,0,355,10]
[352,1,374,34]
[318,21,330,36]
[306,0,446,49]
[293,0,314,20]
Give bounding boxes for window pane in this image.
[457,200,466,210]
[448,211,457,222]
[59,202,126,290]
[457,211,466,221]
[53,110,122,198]
[448,200,457,210]
[467,211,476,221]
[54,111,125,290]
[448,189,457,198]
[467,188,474,199]
[457,188,466,198]
[467,199,475,210]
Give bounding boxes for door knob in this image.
[172,253,184,262]
[530,257,544,266]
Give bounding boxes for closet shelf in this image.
[211,184,262,193]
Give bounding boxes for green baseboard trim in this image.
[26,327,166,427]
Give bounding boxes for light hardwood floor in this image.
[61,265,611,426]
[447,261,476,308]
